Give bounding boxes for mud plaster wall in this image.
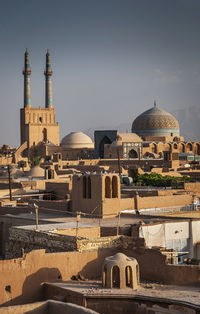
[0,247,200,307]
[0,248,118,307]
[5,228,77,259]
[123,248,200,286]
[139,194,192,209]
[184,182,200,193]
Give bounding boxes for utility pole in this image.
[76,212,81,238]
[117,149,121,178]
[7,165,12,201]
[33,203,39,231]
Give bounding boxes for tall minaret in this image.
[23,49,31,107]
[44,50,53,108]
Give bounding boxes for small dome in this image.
[105,253,137,263]
[132,103,180,137]
[28,165,45,178]
[61,132,94,149]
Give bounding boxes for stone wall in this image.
[5,227,77,259]
[5,227,136,259]
[76,236,144,252]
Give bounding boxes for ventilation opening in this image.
[125,266,132,288]
[5,285,11,293]
[112,266,120,288]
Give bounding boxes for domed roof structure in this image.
[132,102,180,138]
[61,132,94,149]
[28,165,45,178]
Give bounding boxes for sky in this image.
[0,0,200,146]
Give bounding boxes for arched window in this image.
[173,143,178,149]
[105,176,111,198]
[136,264,140,285]
[83,176,87,198]
[129,149,138,158]
[197,144,200,155]
[112,176,118,198]
[151,143,157,154]
[125,266,133,288]
[186,143,192,151]
[42,128,47,142]
[88,176,91,199]
[180,143,185,153]
[112,266,120,288]
[102,265,107,287]
[165,143,172,151]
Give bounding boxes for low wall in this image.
[0,246,200,307]
[5,227,77,259]
[119,194,192,211]
[124,248,200,286]
[5,227,134,259]
[185,182,200,193]
[35,200,70,211]
[139,194,192,209]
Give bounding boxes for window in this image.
[83,176,87,198]
[112,176,118,198]
[112,266,120,288]
[125,266,132,288]
[105,176,111,198]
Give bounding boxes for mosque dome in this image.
[61,132,94,149]
[131,102,180,138]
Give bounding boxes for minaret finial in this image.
[23,49,31,108]
[154,100,156,107]
[44,51,53,108]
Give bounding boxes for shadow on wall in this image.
[77,248,119,280]
[1,267,62,308]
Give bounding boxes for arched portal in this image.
[99,136,112,158]
[129,149,138,159]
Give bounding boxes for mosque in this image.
[18,50,200,162]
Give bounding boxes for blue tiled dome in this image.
[132,103,180,137]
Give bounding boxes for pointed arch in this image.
[99,136,112,158]
[112,176,118,198]
[105,176,111,198]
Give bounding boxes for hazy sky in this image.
[0,0,200,146]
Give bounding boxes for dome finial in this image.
[154,100,156,107]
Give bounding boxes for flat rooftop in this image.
[44,280,200,306]
[14,222,99,232]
